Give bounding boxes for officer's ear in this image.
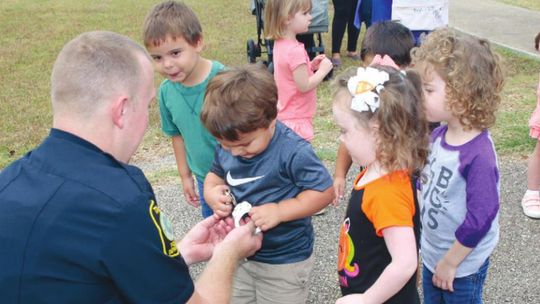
[111,96,129,129]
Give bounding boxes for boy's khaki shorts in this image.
[231,255,314,304]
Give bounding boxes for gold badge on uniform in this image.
[149,200,179,257]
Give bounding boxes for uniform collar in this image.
[30,128,123,173]
[49,128,104,155]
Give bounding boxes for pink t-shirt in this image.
[273,39,316,141]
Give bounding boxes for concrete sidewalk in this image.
[450,0,540,59]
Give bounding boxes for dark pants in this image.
[297,34,316,60]
[332,0,372,54]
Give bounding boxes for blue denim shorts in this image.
[422,259,490,304]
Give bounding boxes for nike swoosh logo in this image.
[226,171,264,186]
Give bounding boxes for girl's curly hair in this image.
[411,28,504,130]
[332,66,430,176]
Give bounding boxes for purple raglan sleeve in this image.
[455,139,500,248]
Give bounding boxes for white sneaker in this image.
[521,193,540,219]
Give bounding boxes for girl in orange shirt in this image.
[332,65,429,303]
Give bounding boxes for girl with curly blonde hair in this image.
[332,65,429,304]
[411,28,504,303]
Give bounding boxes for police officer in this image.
[0,31,262,303]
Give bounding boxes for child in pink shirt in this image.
[521,31,540,219]
[264,0,333,141]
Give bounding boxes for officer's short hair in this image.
[201,65,278,141]
[51,31,150,119]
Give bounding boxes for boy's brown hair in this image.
[411,28,504,130]
[201,65,278,141]
[142,0,202,47]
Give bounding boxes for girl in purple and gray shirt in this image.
[412,28,504,304]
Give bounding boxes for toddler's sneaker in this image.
[521,192,540,219]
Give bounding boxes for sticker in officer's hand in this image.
[149,200,179,257]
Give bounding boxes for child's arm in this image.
[333,143,353,206]
[336,226,418,304]
[248,186,334,231]
[432,241,473,292]
[171,136,199,207]
[203,172,234,218]
[292,57,333,93]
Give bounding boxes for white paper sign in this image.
[392,0,449,30]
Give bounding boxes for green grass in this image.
[495,0,540,11]
[1,0,540,171]
[492,47,540,158]
[0,0,251,168]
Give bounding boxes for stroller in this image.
[247,0,329,73]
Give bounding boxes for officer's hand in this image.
[179,214,234,265]
[216,221,263,260]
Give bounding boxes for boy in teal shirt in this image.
[143,0,224,217]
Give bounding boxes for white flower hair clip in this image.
[347,67,389,113]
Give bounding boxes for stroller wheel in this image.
[247,39,259,64]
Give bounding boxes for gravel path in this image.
[137,156,540,303]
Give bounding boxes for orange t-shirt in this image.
[337,169,420,302]
[360,170,417,236]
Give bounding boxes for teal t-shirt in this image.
[158,61,225,180]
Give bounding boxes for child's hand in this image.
[332,176,346,206]
[205,185,234,218]
[317,57,333,75]
[249,203,282,231]
[181,175,200,207]
[335,293,365,304]
[433,257,457,292]
[311,54,327,70]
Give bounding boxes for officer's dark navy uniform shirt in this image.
[0,129,194,303]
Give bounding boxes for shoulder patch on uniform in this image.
[149,200,179,257]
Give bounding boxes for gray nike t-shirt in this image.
[210,121,333,264]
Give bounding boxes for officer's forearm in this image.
[189,243,239,303]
